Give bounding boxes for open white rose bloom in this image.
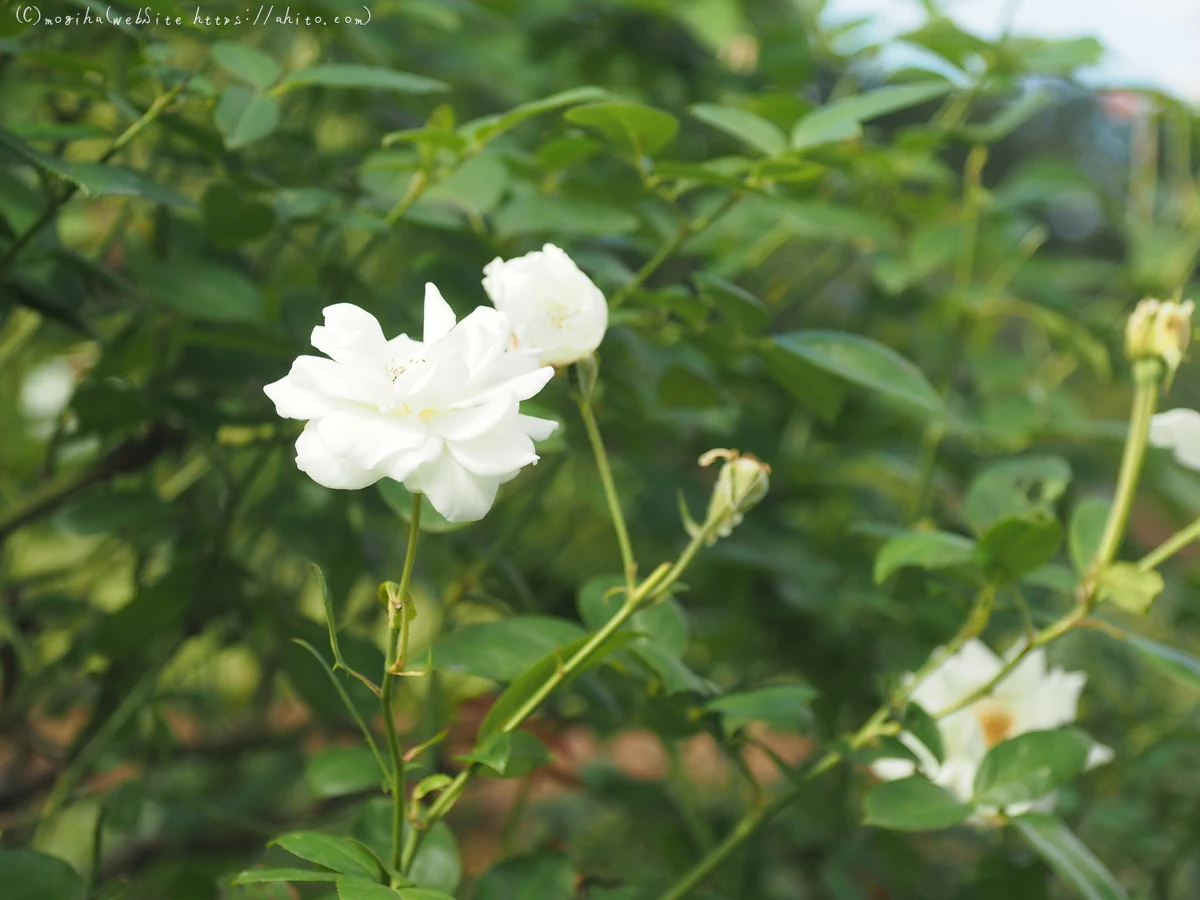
[1149,408,1200,471]
[482,243,608,367]
[871,639,1113,818]
[263,286,558,523]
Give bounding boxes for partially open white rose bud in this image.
[686,448,771,546]
[1125,297,1194,385]
[482,243,608,367]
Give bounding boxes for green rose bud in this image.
[686,448,771,546]
[1125,297,1194,388]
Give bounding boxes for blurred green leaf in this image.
[1011,814,1129,900]
[408,822,461,895]
[476,854,576,900]
[961,88,1055,143]
[1121,633,1200,691]
[1068,498,1110,575]
[211,41,281,90]
[874,530,979,583]
[706,684,816,737]
[689,103,787,156]
[140,259,264,322]
[492,193,639,237]
[770,331,943,418]
[306,746,386,798]
[270,833,382,880]
[791,81,953,150]
[432,617,586,681]
[1094,564,1164,615]
[215,85,280,149]
[963,456,1072,536]
[564,101,679,157]
[234,869,342,884]
[279,64,448,94]
[974,729,1092,807]
[978,515,1063,582]
[459,729,553,778]
[0,849,86,900]
[458,85,609,144]
[202,181,275,246]
[864,776,971,831]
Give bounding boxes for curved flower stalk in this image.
[264,286,558,522]
[482,243,608,367]
[871,639,1112,817]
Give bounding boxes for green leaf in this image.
[476,631,639,744]
[902,703,944,765]
[306,746,386,798]
[58,164,192,206]
[1121,632,1200,691]
[0,849,86,900]
[973,729,1092,808]
[1094,564,1164,615]
[377,481,469,533]
[1011,814,1129,900]
[139,259,263,323]
[978,516,1063,582]
[279,64,448,94]
[564,101,679,157]
[270,832,383,880]
[211,41,281,90]
[770,331,943,418]
[233,869,342,884]
[791,81,953,150]
[693,273,770,333]
[459,729,552,778]
[963,456,1072,536]
[201,181,275,247]
[432,617,587,681]
[874,530,978,583]
[863,776,971,832]
[408,822,461,895]
[706,684,816,737]
[1068,498,1110,575]
[689,103,787,156]
[215,85,280,149]
[458,85,609,145]
[760,340,846,423]
[476,853,576,900]
[336,879,401,900]
[398,889,457,900]
[492,193,639,238]
[961,88,1055,143]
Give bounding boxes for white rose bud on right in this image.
[482,243,608,367]
[686,448,771,546]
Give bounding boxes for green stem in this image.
[655,582,997,900]
[578,395,637,591]
[401,531,711,871]
[1138,516,1200,572]
[344,170,431,279]
[608,192,742,309]
[382,494,422,877]
[0,76,190,277]
[1084,361,1161,602]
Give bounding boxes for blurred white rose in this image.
[264,286,558,523]
[871,639,1112,818]
[482,243,608,367]
[20,357,76,423]
[1150,408,1200,471]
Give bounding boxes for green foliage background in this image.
[3,1,1200,898]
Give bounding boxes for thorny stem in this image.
[382,494,422,878]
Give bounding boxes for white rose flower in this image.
[263,285,558,523]
[1150,408,1200,471]
[871,639,1113,818]
[20,357,76,423]
[481,243,608,367]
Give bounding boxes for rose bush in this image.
[4,3,1200,900]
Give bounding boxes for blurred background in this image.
[3,1,1200,898]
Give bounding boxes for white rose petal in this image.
[872,638,1110,817]
[482,242,608,367]
[264,288,557,523]
[1150,408,1200,471]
